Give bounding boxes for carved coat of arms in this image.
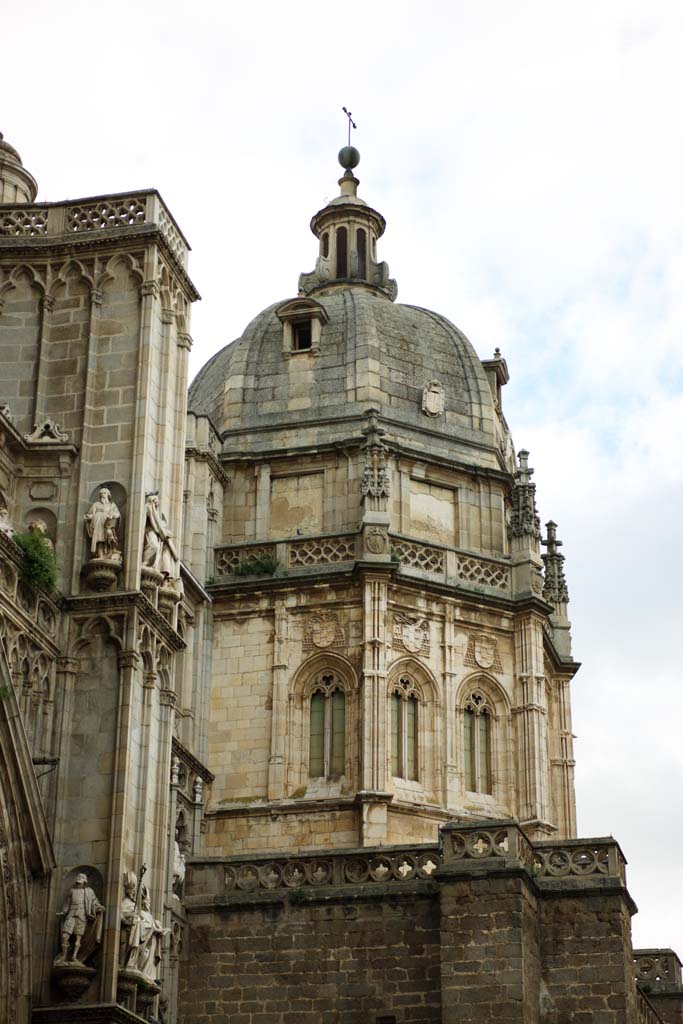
[303,611,345,650]
[393,614,430,656]
[464,633,503,672]
[421,381,445,417]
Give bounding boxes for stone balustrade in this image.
[0,189,189,267]
[635,949,683,994]
[637,991,666,1024]
[187,843,442,901]
[212,531,513,594]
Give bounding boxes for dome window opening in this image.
[336,226,348,278]
[322,231,330,259]
[292,320,313,352]
[356,228,367,278]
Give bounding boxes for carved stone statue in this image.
[172,838,186,896]
[0,506,15,537]
[28,517,54,552]
[54,873,104,965]
[123,884,168,982]
[119,872,139,968]
[142,492,178,580]
[84,488,122,561]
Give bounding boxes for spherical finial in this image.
[338,146,360,171]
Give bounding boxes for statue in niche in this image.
[54,872,104,965]
[142,492,178,581]
[123,884,168,981]
[84,488,122,562]
[28,518,54,552]
[119,872,139,968]
[172,836,186,897]
[0,506,15,537]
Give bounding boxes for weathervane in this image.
[342,107,357,146]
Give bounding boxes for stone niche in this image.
[269,472,323,538]
[408,480,457,546]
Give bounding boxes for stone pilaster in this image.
[439,821,541,1023]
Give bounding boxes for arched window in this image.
[309,672,346,779]
[391,676,419,781]
[336,227,348,278]
[322,232,330,259]
[463,691,492,794]
[356,228,367,278]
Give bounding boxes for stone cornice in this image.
[171,736,215,783]
[0,224,200,302]
[64,591,185,651]
[185,445,230,487]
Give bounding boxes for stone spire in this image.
[541,520,570,606]
[509,450,541,543]
[0,132,38,203]
[360,408,390,513]
[298,148,397,300]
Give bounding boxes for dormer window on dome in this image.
[276,297,329,357]
[298,148,398,301]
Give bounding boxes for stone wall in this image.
[180,823,678,1024]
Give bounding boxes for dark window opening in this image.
[357,227,367,278]
[336,226,348,278]
[322,232,329,258]
[376,1017,397,1024]
[292,321,312,351]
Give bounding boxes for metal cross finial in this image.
[342,106,357,146]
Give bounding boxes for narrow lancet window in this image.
[463,693,492,794]
[357,228,367,278]
[322,232,330,259]
[309,673,346,779]
[336,227,348,278]
[390,677,419,781]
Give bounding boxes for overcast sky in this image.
[4,0,682,953]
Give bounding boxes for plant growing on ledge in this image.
[235,553,279,577]
[14,529,58,593]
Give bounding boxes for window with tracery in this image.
[463,691,492,794]
[309,672,346,779]
[391,676,419,781]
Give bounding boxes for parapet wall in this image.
[180,821,683,1023]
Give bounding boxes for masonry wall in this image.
[179,892,442,1024]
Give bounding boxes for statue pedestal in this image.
[51,960,96,1000]
[117,966,160,1016]
[140,566,163,602]
[82,556,123,592]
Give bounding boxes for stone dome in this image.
[189,287,505,468]
[190,155,511,470]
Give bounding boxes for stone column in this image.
[358,569,392,845]
[513,613,551,836]
[268,599,288,799]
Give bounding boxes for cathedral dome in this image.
[190,152,507,470]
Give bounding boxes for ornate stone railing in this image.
[288,534,356,568]
[634,949,683,993]
[637,992,665,1024]
[442,822,627,885]
[0,190,189,267]
[456,553,510,591]
[189,845,442,898]
[213,532,512,593]
[214,542,276,577]
[391,536,445,574]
